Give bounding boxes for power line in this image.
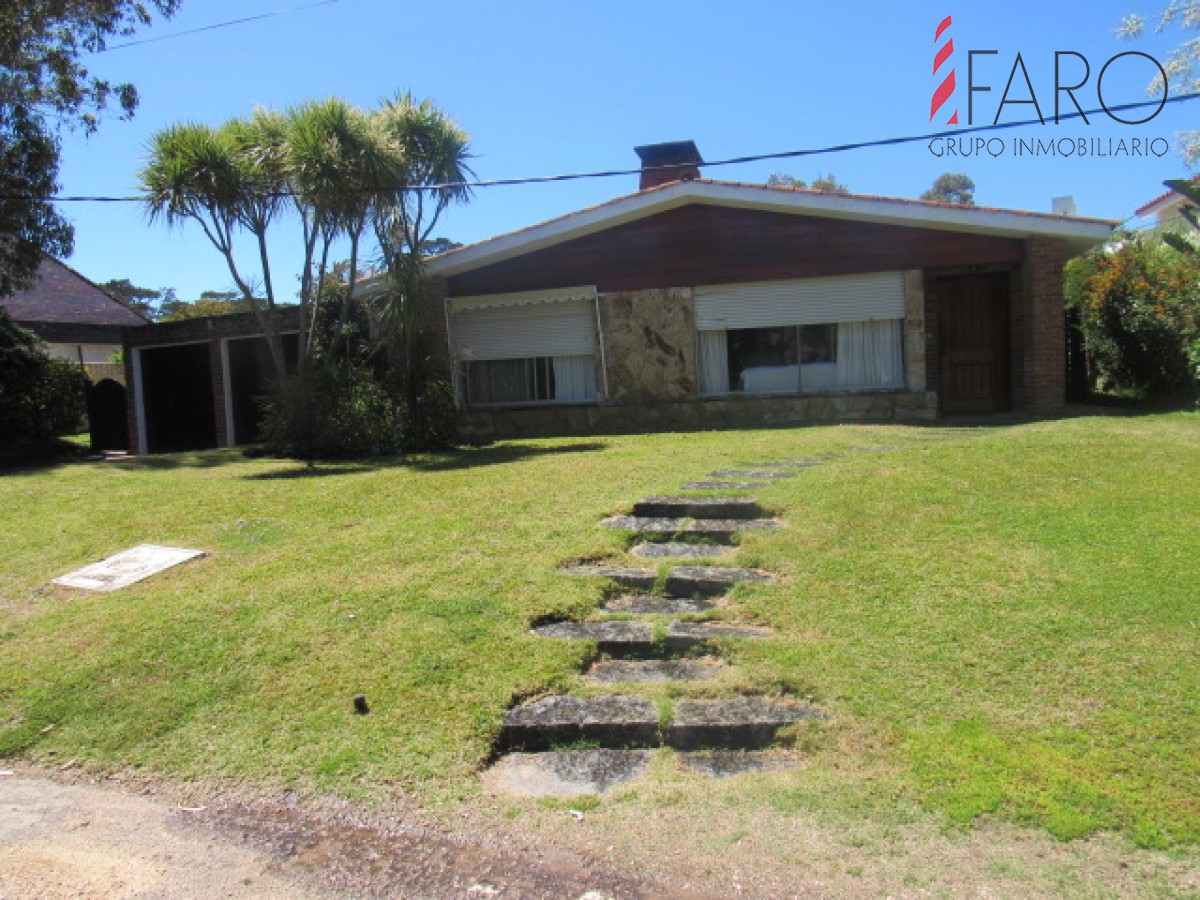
[101,0,347,52]
[11,91,1199,204]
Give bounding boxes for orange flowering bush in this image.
[1069,233,1200,401]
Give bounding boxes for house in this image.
[1,255,148,385]
[122,141,1115,453]
[425,141,1114,438]
[1135,176,1199,227]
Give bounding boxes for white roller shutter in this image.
[695,272,905,330]
[452,297,597,361]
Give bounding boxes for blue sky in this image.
[53,0,1197,303]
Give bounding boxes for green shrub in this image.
[0,308,88,446]
[258,360,404,460]
[1069,234,1200,402]
[397,375,458,452]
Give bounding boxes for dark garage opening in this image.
[228,334,299,445]
[88,378,129,452]
[141,342,217,453]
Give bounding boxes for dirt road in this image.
[0,771,700,899]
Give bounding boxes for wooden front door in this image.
[937,273,1011,414]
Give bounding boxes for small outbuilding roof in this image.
[1,256,149,328]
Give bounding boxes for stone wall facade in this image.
[598,289,697,403]
[460,391,937,440]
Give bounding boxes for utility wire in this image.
[101,0,347,52]
[12,91,1198,204]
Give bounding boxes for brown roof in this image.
[1,256,149,328]
[420,177,1116,276]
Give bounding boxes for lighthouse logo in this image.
[930,15,958,124]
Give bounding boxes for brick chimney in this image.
[634,140,704,190]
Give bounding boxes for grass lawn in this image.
[1,412,1197,859]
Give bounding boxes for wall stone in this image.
[598,289,697,403]
[459,391,937,440]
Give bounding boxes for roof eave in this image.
[425,181,1116,278]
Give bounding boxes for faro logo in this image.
[929,14,1168,126]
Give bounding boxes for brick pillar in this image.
[1022,237,1068,414]
[423,276,451,374]
[904,270,926,392]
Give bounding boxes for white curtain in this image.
[698,330,730,394]
[836,319,904,388]
[552,354,597,401]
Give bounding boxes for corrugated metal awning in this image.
[449,285,597,313]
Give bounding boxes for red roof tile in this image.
[1134,175,1200,218]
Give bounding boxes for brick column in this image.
[1022,237,1067,414]
[904,270,927,392]
[423,276,451,376]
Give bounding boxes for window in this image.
[699,320,903,395]
[450,288,601,408]
[800,324,836,364]
[463,354,597,406]
[719,324,840,393]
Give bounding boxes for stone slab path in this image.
[484,447,908,797]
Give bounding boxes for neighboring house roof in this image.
[1,256,149,329]
[1135,176,1200,219]
[421,179,1117,280]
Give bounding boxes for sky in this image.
[50,0,1198,304]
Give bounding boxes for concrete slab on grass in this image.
[53,544,205,592]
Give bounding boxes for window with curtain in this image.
[698,320,903,395]
[463,354,597,406]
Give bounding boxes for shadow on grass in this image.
[240,441,610,481]
[403,441,608,472]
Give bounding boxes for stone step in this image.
[483,747,799,797]
[599,593,715,614]
[483,749,653,797]
[630,496,765,520]
[738,459,823,468]
[562,564,773,598]
[665,565,774,597]
[677,750,801,777]
[499,696,659,752]
[585,659,725,683]
[707,470,797,479]
[680,481,769,491]
[664,621,774,651]
[599,515,780,535]
[558,565,657,590]
[531,620,654,654]
[666,697,829,751]
[630,541,734,560]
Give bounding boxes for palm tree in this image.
[284,98,402,360]
[139,93,473,453]
[370,93,473,438]
[139,120,290,376]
